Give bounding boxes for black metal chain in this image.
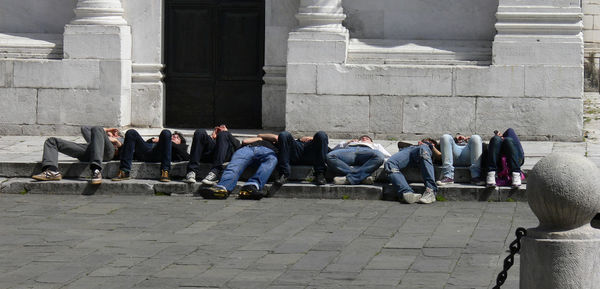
[493,227,527,289]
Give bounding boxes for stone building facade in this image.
[0,0,586,140]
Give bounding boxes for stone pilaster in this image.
[131,64,164,128]
[493,0,584,65]
[262,66,286,129]
[295,0,347,33]
[63,0,132,127]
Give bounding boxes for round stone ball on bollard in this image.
[521,153,600,289]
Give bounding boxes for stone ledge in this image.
[0,33,63,59]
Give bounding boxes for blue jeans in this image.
[440,134,482,179]
[216,146,277,192]
[326,147,384,184]
[487,135,524,173]
[385,144,437,197]
[119,129,172,171]
[277,131,328,176]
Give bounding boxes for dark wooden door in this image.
[165,0,264,128]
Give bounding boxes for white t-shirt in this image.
[332,140,392,158]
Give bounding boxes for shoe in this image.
[274,174,288,186]
[238,184,264,200]
[486,171,496,188]
[159,170,170,182]
[402,192,422,204]
[417,188,436,204]
[314,173,326,186]
[112,170,130,181]
[436,177,454,186]
[90,169,102,185]
[184,171,196,184]
[198,186,230,199]
[32,170,62,181]
[333,176,349,185]
[470,177,485,186]
[361,176,375,185]
[511,172,522,188]
[201,171,219,185]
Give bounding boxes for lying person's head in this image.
[358,135,373,143]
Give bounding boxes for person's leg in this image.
[301,131,329,174]
[41,137,87,172]
[119,129,152,172]
[466,135,482,178]
[276,131,303,177]
[211,131,237,173]
[326,148,357,176]
[83,126,115,171]
[187,129,215,174]
[414,144,437,192]
[245,147,278,190]
[500,137,522,173]
[385,147,416,198]
[439,134,455,179]
[346,148,384,185]
[487,135,503,172]
[216,147,254,192]
[150,129,172,172]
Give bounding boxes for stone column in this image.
[521,153,600,288]
[63,0,132,127]
[285,0,349,133]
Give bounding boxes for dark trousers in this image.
[487,135,524,173]
[277,131,328,176]
[187,130,238,174]
[119,129,172,171]
[42,126,114,171]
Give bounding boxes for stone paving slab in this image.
[0,194,549,289]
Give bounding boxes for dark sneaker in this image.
[199,186,230,199]
[436,177,454,186]
[238,184,264,200]
[112,170,130,181]
[32,170,62,181]
[90,169,102,185]
[159,170,170,182]
[274,174,288,186]
[314,173,326,186]
[470,177,485,186]
[201,171,219,186]
[417,187,436,204]
[402,192,422,204]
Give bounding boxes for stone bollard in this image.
[521,153,600,289]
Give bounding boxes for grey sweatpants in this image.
[41,126,115,170]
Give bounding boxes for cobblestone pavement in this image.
[0,194,538,289]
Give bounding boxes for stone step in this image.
[0,160,529,184]
[0,177,527,201]
[347,38,492,65]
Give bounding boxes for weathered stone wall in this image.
[0,0,76,33]
[342,0,498,40]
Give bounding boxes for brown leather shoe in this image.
[159,170,170,182]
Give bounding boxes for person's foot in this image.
[333,176,349,185]
[486,171,496,188]
[184,171,196,183]
[32,170,62,181]
[112,170,130,181]
[470,177,485,186]
[361,176,375,185]
[511,172,522,188]
[198,186,230,199]
[402,192,422,204]
[274,174,288,186]
[436,177,454,186]
[90,169,102,185]
[238,184,264,200]
[314,173,326,186]
[159,170,170,182]
[417,187,436,204]
[201,171,219,185]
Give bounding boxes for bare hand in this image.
[299,136,313,143]
[151,137,159,143]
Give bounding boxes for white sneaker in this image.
[417,188,436,204]
[511,172,522,188]
[402,192,422,204]
[486,171,496,188]
[334,176,349,185]
[184,171,196,183]
[201,171,219,185]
